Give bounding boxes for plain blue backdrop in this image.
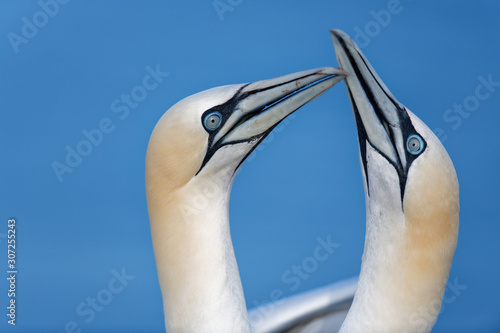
[1,1,499,332]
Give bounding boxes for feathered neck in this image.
[146,165,250,332]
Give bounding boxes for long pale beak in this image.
[218,67,348,145]
[199,67,348,171]
[330,29,424,197]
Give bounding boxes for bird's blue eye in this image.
[407,134,424,155]
[203,111,222,131]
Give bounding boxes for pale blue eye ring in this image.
[407,134,424,155]
[204,112,222,131]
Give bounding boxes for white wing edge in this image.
[248,276,358,333]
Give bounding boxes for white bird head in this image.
[331,29,459,332]
[146,68,347,200]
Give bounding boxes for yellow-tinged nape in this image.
[145,84,247,224]
[403,114,459,256]
[145,109,205,205]
[146,86,237,200]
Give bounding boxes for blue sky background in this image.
[1,1,499,332]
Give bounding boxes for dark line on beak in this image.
[197,72,337,176]
[336,35,408,201]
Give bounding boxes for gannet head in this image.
[331,29,459,332]
[146,68,347,200]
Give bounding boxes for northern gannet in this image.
[145,68,347,332]
[250,30,459,333]
[332,28,459,333]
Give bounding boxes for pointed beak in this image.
[330,29,427,199]
[198,67,348,173]
[330,29,411,173]
[215,67,348,146]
